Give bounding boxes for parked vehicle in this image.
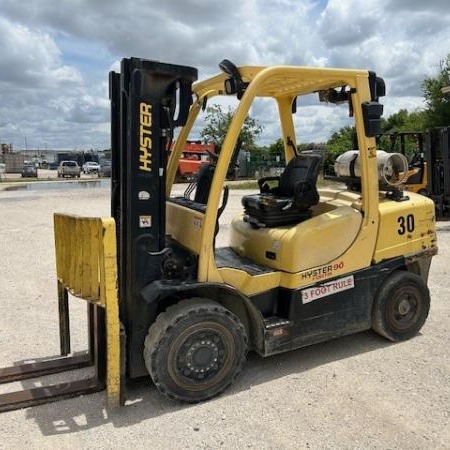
[82,161,100,174]
[47,162,59,170]
[21,164,38,178]
[176,141,216,180]
[98,160,112,177]
[57,161,81,178]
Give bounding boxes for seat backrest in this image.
[278,153,322,196]
[194,163,215,204]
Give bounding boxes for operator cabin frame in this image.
[165,66,379,294]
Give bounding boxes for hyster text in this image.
[139,102,152,172]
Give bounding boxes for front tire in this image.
[144,298,247,403]
[372,271,430,342]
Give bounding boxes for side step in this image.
[262,316,295,356]
[264,316,293,337]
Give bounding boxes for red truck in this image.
[176,141,215,180]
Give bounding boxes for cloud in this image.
[52,95,109,124]
[0,16,111,149]
[318,0,384,48]
[0,17,82,88]
[0,0,449,150]
[386,0,449,13]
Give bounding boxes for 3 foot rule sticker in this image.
[301,275,355,304]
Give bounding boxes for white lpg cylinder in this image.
[334,150,408,186]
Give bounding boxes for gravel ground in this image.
[0,181,449,450]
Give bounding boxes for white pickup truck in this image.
[82,161,100,174]
[57,161,81,178]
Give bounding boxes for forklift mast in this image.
[109,58,197,377]
[426,127,450,219]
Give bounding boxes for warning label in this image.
[139,215,152,228]
[301,275,355,304]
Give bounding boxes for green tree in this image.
[267,138,284,154]
[266,139,326,156]
[327,126,355,154]
[422,55,450,127]
[323,126,355,173]
[381,109,427,133]
[298,142,327,153]
[200,105,263,152]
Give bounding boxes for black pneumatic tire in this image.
[372,271,430,342]
[144,298,248,403]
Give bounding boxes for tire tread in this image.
[372,270,430,342]
[144,298,247,403]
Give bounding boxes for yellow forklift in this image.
[0,58,437,411]
[377,131,428,195]
[377,128,450,219]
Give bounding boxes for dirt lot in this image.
[0,182,449,449]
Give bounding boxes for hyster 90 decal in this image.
[301,275,354,304]
[301,261,344,282]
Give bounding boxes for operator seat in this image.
[194,162,215,204]
[185,160,228,247]
[242,153,322,227]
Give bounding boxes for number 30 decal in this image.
[398,214,415,235]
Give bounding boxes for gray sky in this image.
[0,0,449,150]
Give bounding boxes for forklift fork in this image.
[0,214,124,412]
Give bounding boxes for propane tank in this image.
[334,150,408,186]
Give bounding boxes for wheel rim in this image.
[167,321,235,392]
[386,285,422,332]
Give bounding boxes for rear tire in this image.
[144,298,247,403]
[372,271,430,342]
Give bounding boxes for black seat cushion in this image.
[242,153,322,227]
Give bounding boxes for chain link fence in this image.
[236,152,285,179]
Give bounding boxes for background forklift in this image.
[0,58,437,411]
[377,131,428,195]
[425,127,450,219]
[376,129,450,219]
